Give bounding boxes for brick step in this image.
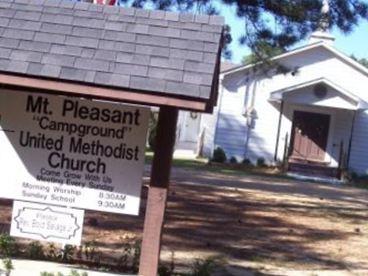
[288,162,339,178]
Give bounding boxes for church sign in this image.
[0,89,149,215]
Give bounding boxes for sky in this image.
[220,3,368,64]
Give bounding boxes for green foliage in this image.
[115,240,141,273]
[229,156,238,164]
[359,58,368,68]
[189,257,216,276]
[358,174,368,180]
[46,243,59,261]
[2,258,14,276]
[116,242,132,271]
[26,241,45,260]
[158,251,175,276]
[256,157,266,167]
[69,269,88,276]
[148,112,158,151]
[212,147,226,163]
[347,171,368,189]
[234,0,368,52]
[131,240,141,273]
[61,245,76,262]
[27,243,75,262]
[241,42,290,75]
[0,234,17,257]
[40,270,87,276]
[351,55,368,68]
[242,158,252,166]
[242,42,284,65]
[82,241,99,262]
[158,265,172,276]
[350,171,359,181]
[40,272,62,276]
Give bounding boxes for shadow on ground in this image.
[1,166,368,274]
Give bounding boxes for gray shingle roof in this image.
[0,0,223,100]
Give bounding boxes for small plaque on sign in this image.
[10,201,84,246]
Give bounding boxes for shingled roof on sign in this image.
[0,0,223,111]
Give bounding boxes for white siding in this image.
[332,110,354,166]
[213,72,248,161]
[245,78,280,164]
[349,110,368,174]
[200,108,217,157]
[176,111,186,141]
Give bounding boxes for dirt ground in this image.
[1,166,368,275]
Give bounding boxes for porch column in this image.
[347,110,357,168]
[274,100,284,161]
[139,106,178,276]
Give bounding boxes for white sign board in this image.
[0,89,149,215]
[11,201,84,246]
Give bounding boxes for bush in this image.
[350,171,359,180]
[116,241,141,273]
[358,174,368,180]
[158,251,175,276]
[229,156,237,164]
[158,265,171,276]
[189,257,217,276]
[349,172,368,189]
[116,243,132,271]
[256,157,266,167]
[61,245,76,262]
[212,147,226,163]
[83,241,99,262]
[27,241,45,260]
[2,258,13,276]
[46,243,59,261]
[242,158,252,166]
[131,240,141,273]
[0,234,17,257]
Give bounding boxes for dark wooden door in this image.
[290,111,330,162]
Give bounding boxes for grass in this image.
[145,150,208,169]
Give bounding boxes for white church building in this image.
[175,26,368,177]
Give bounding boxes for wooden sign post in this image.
[139,107,178,275]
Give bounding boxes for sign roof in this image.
[0,0,224,111]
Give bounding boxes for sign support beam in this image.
[139,106,178,276]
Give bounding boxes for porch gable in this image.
[269,78,368,110]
